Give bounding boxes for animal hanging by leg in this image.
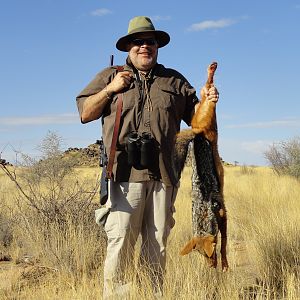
[174,62,228,271]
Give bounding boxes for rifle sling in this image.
[106,66,124,180]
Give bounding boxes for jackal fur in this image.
[174,62,228,271]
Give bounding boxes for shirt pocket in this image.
[158,86,185,120]
[158,86,178,111]
[122,84,136,110]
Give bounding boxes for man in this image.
[76,16,219,298]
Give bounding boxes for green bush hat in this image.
[116,16,170,52]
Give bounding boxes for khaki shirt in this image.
[76,62,198,185]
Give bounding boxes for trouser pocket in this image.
[95,207,111,227]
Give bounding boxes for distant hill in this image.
[2,143,232,168]
[63,143,101,167]
[62,142,232,168]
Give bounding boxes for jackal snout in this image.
[180,235,217,258]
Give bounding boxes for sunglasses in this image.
[131,38,157,46]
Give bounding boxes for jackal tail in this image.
[173,129,196,180]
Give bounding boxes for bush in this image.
[264,136,300,179]
[0,132,106,277]
[0,204,13,261]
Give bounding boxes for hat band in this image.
[128,26,155,35]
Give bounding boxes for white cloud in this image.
[226,119,300,129]
[187,18,236,32]
[90,8,112,17]
[0,113,79,126]
[219,137,271,165]
[241,140,272,155]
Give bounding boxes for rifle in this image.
[98,54,114,205]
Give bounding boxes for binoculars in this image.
[126,132,157,170]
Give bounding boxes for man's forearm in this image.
[81,87,113,123]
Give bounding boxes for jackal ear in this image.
[180,238,197,256]
[203,237,216,258]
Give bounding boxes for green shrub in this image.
[265,136,300,179]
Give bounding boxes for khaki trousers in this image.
[102,181,177,299]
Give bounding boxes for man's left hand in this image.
[200,85,219,103]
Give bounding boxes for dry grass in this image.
[0,165,299,299]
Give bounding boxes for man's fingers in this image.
[200,85,219,102]
[114,72,133,87]
[207,93,219,103]
[208,86,218,94]
[123,77,132,85]
[116,71,133,80]
[119,71,133,79]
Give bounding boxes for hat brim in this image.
[116,30,170,52]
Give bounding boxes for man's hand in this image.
[106,71,133,96]
[81,71,133,123]
[200,85,219,103]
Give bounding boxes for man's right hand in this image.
[106,71,133,95]
[80,71,133,123]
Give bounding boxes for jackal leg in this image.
[219,213,229,271]
[191,62,218,142]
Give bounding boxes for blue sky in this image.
[1,0,300,166]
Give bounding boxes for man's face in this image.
[127,33,158,71]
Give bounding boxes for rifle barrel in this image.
[110,55,114,67]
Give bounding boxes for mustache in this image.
[138,50,153,54]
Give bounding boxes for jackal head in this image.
[180,235,216,258]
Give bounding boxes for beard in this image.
[130,51,158,71]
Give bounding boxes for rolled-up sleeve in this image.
[76,67,113,120]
